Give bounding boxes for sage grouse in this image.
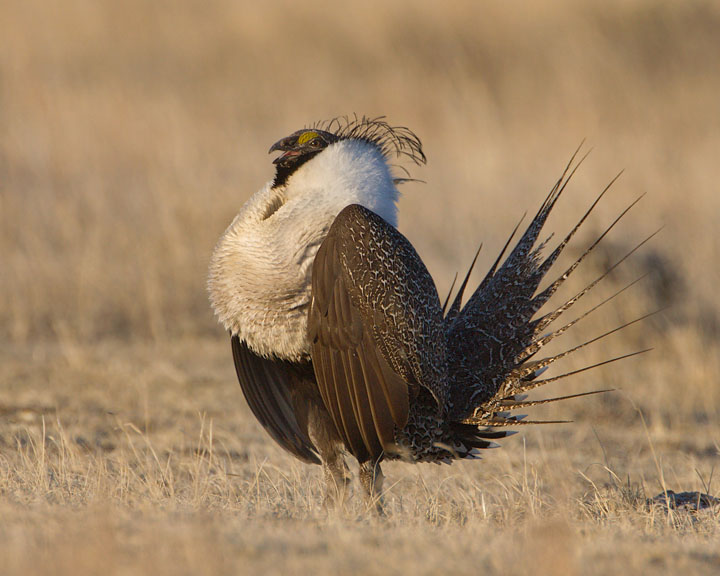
[208,117,646,505]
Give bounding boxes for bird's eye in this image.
[310,138,323,147]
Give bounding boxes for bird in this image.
[208,116,648,507]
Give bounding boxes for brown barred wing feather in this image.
[308,204,446,462]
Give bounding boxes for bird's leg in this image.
[306,401,351,507]
[359,459,385,514]
[321,448,351,507]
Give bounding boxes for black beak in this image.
[268,136,300,164]
[269,136,302,165]
[268,136,294,154]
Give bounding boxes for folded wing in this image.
[308,204,446,462]
[231,336,321,464]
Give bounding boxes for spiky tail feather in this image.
[443,147,652,439]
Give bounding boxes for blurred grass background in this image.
[2,0,719,344]
[1,1,720,574]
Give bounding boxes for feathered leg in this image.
[359,459,385,514]
[307,401,351,507]
[321,448,351,507]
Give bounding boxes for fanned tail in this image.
[443,148,650,454]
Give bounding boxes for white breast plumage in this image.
[207,139,400,361]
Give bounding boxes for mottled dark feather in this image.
[444,154,648,423]
[308,204,447,461]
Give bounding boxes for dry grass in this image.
[1,0,719,574]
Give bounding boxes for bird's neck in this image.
[280,139,400,227]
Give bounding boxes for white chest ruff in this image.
[208,212,328,362]
[208,139,399,362]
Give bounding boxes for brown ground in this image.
[1,1,719,574]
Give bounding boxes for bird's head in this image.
[268,116,426,189]
[269,129,339,185]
